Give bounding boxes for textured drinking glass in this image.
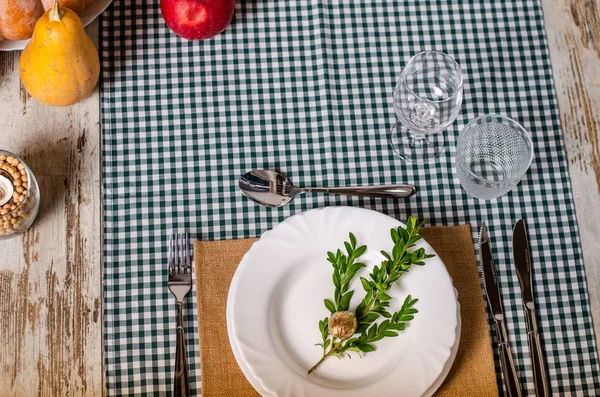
[0,150,40,239]
[456,115,533,200]
[390,51,463,163]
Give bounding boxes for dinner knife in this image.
[479,222,522,397]
[513,219,550,397]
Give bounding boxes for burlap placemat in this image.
[195,225,498,396]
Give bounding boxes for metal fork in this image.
[168,233,192,397]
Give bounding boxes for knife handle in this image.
[525,304,550,397]
[495,317,522,397]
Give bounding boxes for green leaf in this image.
[391,228,400,244]
[367,323,377,339]
[339,291,354,311]
[407,216,416,232]
[332,273,341,289]
[383,331,398,337]
[355,301,365,319]
[355,323,369,334]
[379,292,392,301]
[371,334,386,342]
[354,245,367,257]
[361,313,379,323]
[324,299,336,314]
[349,232,357,248]
[327,251,336,263]
[392,244,401,260]
[398,227,409,243]
[358,343,376,353]
[344,242,353,256]
[349,263,364,274]
[360,277,372,292]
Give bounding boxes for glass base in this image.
[388,123,445,163]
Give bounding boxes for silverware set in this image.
[168,233,192,397]
[479,220,549,397]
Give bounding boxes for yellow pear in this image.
[19,0,100,106]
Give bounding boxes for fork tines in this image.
[168,233,191,275]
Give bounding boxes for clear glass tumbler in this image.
[0,150,40,239]
[390,51,463,163]
[456,115,533,200]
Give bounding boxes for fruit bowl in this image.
[0,0,112,51]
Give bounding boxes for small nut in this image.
[328,311,357,340]
[0,209,8,215]
[6,156,15,164]
[16,186,24,193]
[17,163,24,170]
[13,178,22,187]
[0,154,6,161]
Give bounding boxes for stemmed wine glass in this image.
[389,51,463,163]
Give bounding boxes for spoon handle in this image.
[304,184,416,199]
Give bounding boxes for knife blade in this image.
[513,219,550,397]
[479,222,522,397]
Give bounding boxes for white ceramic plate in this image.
[227,207,460,397]
[0,0,112,51]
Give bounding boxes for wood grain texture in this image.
[0,22,102,397]
[541,0,600,340]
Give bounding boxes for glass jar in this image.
[0,150,40,239]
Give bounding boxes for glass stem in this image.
[410,132,426,140]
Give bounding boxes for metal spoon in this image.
[239,170,416,208]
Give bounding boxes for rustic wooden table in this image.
[0,1,598,395]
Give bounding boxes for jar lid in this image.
[0,175,14,207]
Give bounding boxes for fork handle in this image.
[174,302,190,397]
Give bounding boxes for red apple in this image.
[161,0,236,40]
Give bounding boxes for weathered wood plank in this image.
[0,21,102,397]
[541,0,600,342]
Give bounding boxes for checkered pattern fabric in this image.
[101,0,600,395]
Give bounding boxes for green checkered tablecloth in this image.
[101,0,600,395]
